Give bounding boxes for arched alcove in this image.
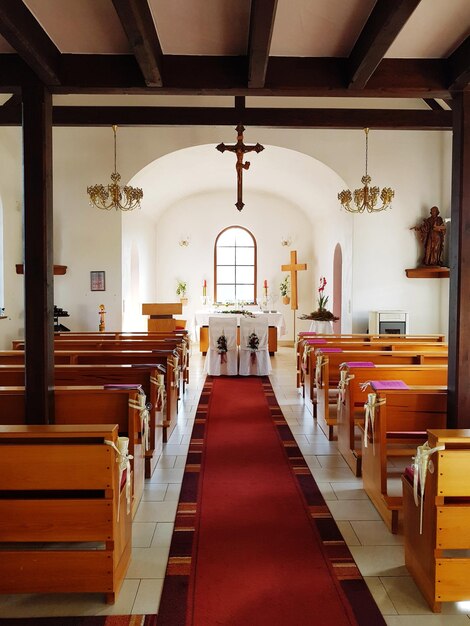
[123,144,354,337]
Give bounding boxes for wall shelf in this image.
[16,264,67,275]
[405,267,449,279]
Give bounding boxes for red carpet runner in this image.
[157,377,385,626]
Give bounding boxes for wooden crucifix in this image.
[216,124,264,211]
[281,250,307,310]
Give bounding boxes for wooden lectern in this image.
[142,303,183,332]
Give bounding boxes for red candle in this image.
[264,279,267,288]
[203,279,207,287]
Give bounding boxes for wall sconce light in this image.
[179,236,190,247]
[281,235,292,247]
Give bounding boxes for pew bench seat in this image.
[0,424,131,603]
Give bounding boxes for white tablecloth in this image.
[308,320,334,334]
[195,310,286,336]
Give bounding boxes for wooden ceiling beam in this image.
[348,0,422,90]
[111,0,163,87]
[448,36,470,91]
[0,2,61,85]
[0,105,439,129]
[423,98,446,111]
[0,54,452,98]
[247,0,278,88]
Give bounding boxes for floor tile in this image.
[349,545,408,577]
[327,499,382,521]
[126,546,170,578]
[351,521,404,546]
[132,579,164,614]
[364,577,398,615]
[151,522,174,547]
[134,500,179,523]
[331,482,369,500]
[335,520,361,546]
[132,522,157,548]
[380,576,468,615]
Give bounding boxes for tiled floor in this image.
[1,346,469,623]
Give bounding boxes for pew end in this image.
[0,424,131,603]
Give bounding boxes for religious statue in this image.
[410,206,446,267]
[98,304,106,332]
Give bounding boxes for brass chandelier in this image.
[338,128,394,214]
[87,125,143,211]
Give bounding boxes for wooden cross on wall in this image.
[281,250,307,310]
[216,124,264,211]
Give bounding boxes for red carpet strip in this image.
[157,377,385,626]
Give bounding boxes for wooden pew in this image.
[403,429,470,612]
[333,363,448,474]
[0,424,131,603]
[360,384,447,532]
[296,332,446,389]
[0,363,165,478]
[13,335,190,389]
[306,348,448,409]
[0,385,146,517]
[0,349,179,443]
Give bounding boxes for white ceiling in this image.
[0,0,466,58]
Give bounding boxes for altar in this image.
[194,309,286,355]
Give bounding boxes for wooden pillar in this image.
[22,84,54,424]
[447,91,470,427]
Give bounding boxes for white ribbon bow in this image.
[412,441,445,534]
[105,436,134,521]
[363,391,386,454]
[129,389,151,452]
[337,368,355,412]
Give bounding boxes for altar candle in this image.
[203,279,207,287]
[263,279,267,288]
[203,279,207,297]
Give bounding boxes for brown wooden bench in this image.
[306,348,448,410]
[315,359,447,442]
[0,385,146,517]
[0,363,166,478]
[0,349,180,443]
[403,429,470,612]
[0,424,131,603]
[296,332,446,388]
[360,384,447,532]
[333,363,448,474]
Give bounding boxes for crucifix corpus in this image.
[281,250,307,311]
[216,124,264,211]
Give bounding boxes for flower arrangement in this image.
[280,275,290,297]
[299,276,339,322]
[217,332,228,363]
[176,280,187,297]
[247,331,260,363]
[221,310,254,317]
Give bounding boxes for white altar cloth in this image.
[194,310,286,336]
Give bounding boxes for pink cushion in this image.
[371,380,409,390]
[319,348,343,353]
[345,361,375,367]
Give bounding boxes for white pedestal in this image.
[308,320,333,334]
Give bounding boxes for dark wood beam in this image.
[348,0,422,90]
[51,106,451,129]
[0,2,61,85]
[247,0,278,88]
[448,35,470,91]
[22,84,55,424]
[423,98,446,111]
[0,54,452,98]
[448,91,470,427]
[111,0,163,87]
[0,104,452,129]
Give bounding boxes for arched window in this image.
[215,226,256,303]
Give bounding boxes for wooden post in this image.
[448,91,470,428]
[22,84,54,424]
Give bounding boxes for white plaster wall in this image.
[121,209,158,331]
[0,128,24,348]
[154,189,314,341]
[53,128,123,332]
[0,123,452,348]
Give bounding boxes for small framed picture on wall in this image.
[90,271,106,291]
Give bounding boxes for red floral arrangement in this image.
[299,276,339,322]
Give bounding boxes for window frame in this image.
[214,226,257,304]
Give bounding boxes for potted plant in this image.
[299,276,339,322]
[280,275,290,305]
[176,280,188,305]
